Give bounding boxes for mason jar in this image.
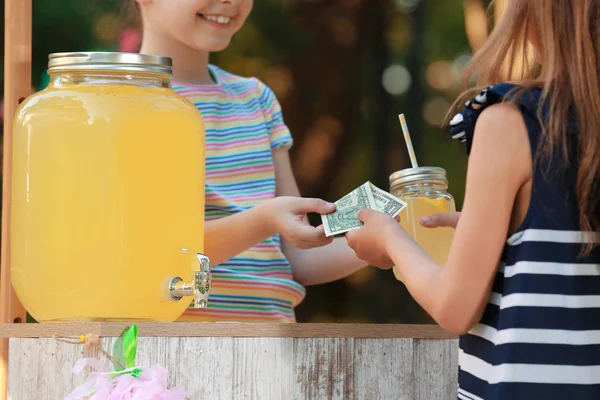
[11,52,210,322]
[389,167,456,280]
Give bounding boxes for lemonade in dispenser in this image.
[10,52,211,322]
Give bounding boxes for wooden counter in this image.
[1,323,458,399]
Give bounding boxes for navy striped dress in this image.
[449,83,600,399]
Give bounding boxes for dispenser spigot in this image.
[169,250,211,309]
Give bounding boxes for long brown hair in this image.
[459,0,600,254]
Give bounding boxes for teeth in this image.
[203,15,231,24]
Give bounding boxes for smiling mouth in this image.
[197,13,232,25]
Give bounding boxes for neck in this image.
[139,32,213,85]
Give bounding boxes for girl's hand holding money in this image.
[204,196,335,266]
[267,196,336,249]
[345,208,405,269]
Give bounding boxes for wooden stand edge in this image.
[0,322,457,339]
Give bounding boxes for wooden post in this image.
[1,0,32,399]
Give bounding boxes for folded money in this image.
[321,182,407,237]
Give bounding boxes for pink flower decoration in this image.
[66,358,187,400]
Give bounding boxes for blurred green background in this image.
[1,0,504,323]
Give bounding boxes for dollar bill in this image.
[369,182,406,218]
[322,182,377,237]
[321,181,407,237]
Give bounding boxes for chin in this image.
[194,39,232,53]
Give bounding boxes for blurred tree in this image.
[215,0,466,323]
[1,0,476,323]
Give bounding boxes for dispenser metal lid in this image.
[48,52,173,75]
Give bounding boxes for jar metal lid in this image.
[389,166,448,189]
[47,52,172,75]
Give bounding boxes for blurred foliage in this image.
[2,0,481,324]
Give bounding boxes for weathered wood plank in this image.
[0,322,456,339]
[354,338,415,400]
[9,338,86,400]
[294,338,354,400]
[7,335,458,399]
[8,339,40,399]
[180,337,234,399]
[135,337,235,399]
[413,339,459,400]
[232,337,294,400]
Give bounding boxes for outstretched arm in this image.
[273,148,368,286]
[346,103,532,334]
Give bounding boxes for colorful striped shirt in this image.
[173,65,306,322]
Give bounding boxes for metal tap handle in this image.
[193,253,211,309]
[169,249,211,309]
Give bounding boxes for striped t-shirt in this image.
[450,83,600,399]
[174,65,305,322]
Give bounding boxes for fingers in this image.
[299,235,334,249]
[297,198,336,214]
[345,230,356,248]
[306,225,334,248]
[290,224,333,249]
[420,212,461,228]
[356,208,379,222]
[344,229,363,253]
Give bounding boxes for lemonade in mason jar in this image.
[389,167,456,280]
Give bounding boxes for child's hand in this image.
[345,209,403,269]
[420,212,461,229]
[268,196,336,249]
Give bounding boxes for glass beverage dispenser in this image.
[10,52,210,322]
